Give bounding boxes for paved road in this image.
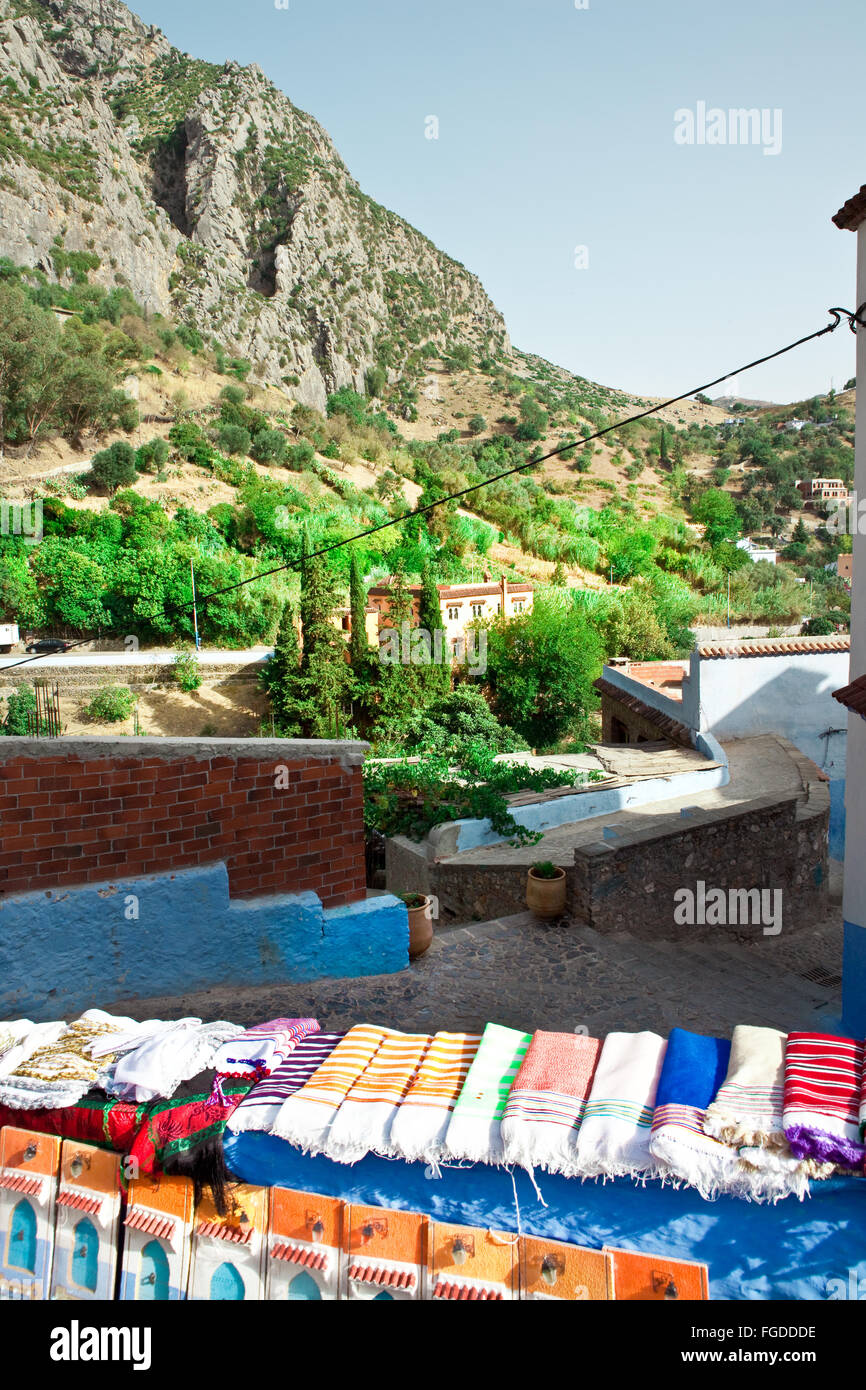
[108,907,843,1040]
[0,647,272,671]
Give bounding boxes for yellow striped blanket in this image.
[324,1030,433,1163]
[388,1032,482,1162]
[271,1025,387,1154]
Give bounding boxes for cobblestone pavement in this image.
[112,905,843,1038]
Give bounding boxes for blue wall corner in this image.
[828,778,847,862]
[0,864,410,1019]
[842,919,866,1037]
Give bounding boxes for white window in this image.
[471,603,483,619]
[514,600,524,612]
[447,606,459,621]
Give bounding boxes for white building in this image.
[831,182,866,1034]
[736,537,778,565]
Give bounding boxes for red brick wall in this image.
[0,748,366,907]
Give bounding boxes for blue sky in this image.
[132,0,864,403]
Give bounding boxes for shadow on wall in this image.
[699,661,848,860]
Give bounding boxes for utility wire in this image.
[1,306,858,675]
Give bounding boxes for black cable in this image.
[1,307,856,675]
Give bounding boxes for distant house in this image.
[796,477,849,506]
[736,537,777,565]
[825,553,853,583]
[366,576,534,653]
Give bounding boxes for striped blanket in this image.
[271,1025,387,1154]
[783,1032,866,1169]
[445,1022,532,1164]
[861,1061,866,1144]
[703,1025,818,1199]
[574,1031,666,1178]
[212,1018,320,1081]
[501,1031,601,1175]
[649,1028,742,1198]
[226,1033,344,1135]
[324,1030,433,1163]
[388,1032,482,1163]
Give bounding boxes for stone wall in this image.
[402,774,830,937]
[0,735,367,908]
[572,788,828,941]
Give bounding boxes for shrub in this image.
[135,437,169,472]
[250,428,287,466]
[287,440,316,469]
[216,423,251,457]
[467,414,486,435]
[220,384,247,407]
[172,650,202,691]
[84,685,136,723]
[90,441,137,493]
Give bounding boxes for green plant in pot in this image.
[526,861,567,919]
[399,892,435,959]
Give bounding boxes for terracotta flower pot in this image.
[526,866,567,919]
[405,896,434,958]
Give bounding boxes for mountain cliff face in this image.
[0,0,510,410]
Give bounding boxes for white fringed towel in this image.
[445,1022,531,1164]
[108,1018,241,1102]
[501,1031,601,1176]
[388,1032,481,1163]
[0,1020,66,1079]
[272,1025,387,1154]
[324,1030,432,1163]
[574,1030,666,1178]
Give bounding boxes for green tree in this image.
[90,440,137,493]
[251,428,287,465]
[216,423,251,457]
[296,529,352,737]
[417,561,449,697]
[692,488,740,547]
[485,598,602,749]
[514,394,548,442]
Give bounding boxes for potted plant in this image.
[400,892,434,959]
[526,861,567,919]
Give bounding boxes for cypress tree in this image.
[298,526,352,738]
[418,561,450,696]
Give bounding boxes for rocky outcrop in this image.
[0,0,510,411]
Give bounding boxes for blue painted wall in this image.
[842,920,866,1037]
[0,862,409,1020]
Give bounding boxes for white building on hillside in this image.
[736,537,778,565]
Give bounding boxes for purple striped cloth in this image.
[226,1032,345,1135]
[213,1017,320,1080]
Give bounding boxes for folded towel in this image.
[227,1032,344,1135]
[108,1019,240,1103]
[501,1031,601,1175]
[783,1032,866,1169]
[574,1031,666,1178]
[0,1009,139,1110]
[0,1020,66,1079]
[324,1030,433,1163]
[649,1028,742,1198]
[445,1022,532,1164]
[704,1025,819,1199]
[704,1025,788,1148]
[213,1018,320,1081]
[271,1025,387,1154]
[388,1032,482,1163]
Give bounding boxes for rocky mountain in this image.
[0,0,510,411]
